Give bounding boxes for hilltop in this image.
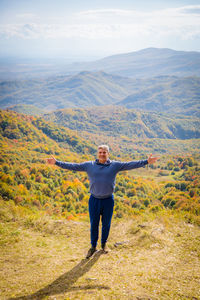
[0,205,200,299]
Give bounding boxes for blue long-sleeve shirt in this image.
[55,158,148,199]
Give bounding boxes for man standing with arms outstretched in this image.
[47,145,158,258]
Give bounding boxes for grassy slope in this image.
[0,203,200,300]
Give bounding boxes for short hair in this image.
[98,144,109,152]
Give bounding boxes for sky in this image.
[0,0,200,61]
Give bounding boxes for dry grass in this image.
[0,209,200,300]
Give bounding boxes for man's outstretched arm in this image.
[116,154,159,172]
[46,155,88,171]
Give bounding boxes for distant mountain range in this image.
[117,76,200,117]
[1,71,200,117]
[1,48,199,80]
[0,71,137,111]
[64,48,200,78]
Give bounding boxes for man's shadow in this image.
[9,250,109,300]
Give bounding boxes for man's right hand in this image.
[46,155,56,165]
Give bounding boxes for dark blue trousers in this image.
[89,194,114,248]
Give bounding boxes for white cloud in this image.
[76,9,143,19]
[0,5,200,41]
[16,13,38,19]
[177,5,200,14]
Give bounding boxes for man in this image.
[47,145,158,258]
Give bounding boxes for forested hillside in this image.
[0,109,95,218]
[43,106,200,140]
[0,71,137,111]
[0,109,200,225]
[1,72,199,117]
[117,76,200,117]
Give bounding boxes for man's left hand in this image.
[148,154,159,164]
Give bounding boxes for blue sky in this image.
[0,0,200,61]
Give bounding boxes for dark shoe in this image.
[101,243,109,254]
[86,247,97,259]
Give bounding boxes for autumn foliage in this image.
[0,110,200,224]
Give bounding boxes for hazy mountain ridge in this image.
[1,72,199,117]
[117,76,200,117]
[0,71,138,111]
[62,48,200,77]
[1,48,199,80]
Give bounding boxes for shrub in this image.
[144,199,150,207]
[149,205,162,212]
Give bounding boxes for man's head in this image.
[97,145,109,164]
